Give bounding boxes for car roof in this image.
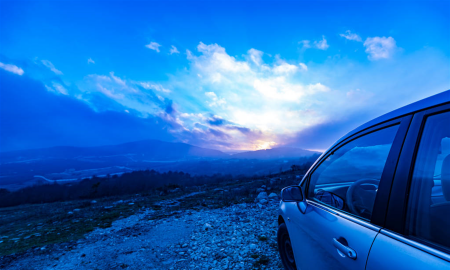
[339,89,450,145]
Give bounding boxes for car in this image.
[277,90,450,270]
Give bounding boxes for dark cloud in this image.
[207,128,231,140]
[164,99,175,115]
[207,115,226,126]
[0,70,175,152]
[284,113,373,150]
[226,125,252,134]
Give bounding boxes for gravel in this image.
[1,198,283,270]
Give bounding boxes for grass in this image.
[253,255,270,267]
[258,236,268,241]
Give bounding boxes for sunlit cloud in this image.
[0,62,24,75]
[87,58,95,64]
[73,41,449,151]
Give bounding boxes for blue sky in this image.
[1,0,449,152]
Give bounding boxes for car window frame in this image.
[302,115,412,226]
[385,103,450,256]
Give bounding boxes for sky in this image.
[0,0,449,152]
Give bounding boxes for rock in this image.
[268,193,279,199]
[261,185,266,189]
[203,223,213,231]
[73,209,80,212]
[91,200,97,204]
[256,188,264,193]
[67,211,74,215]
[169,188,181,193]
[259,199,268,204]
[256,192,268,200]
[249,244,257,250]
[237,203,247,209]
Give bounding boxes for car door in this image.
[283,116,411,270]
[367,105,450,269]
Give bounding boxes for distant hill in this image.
[231,147,320,160]
[0,141,320,187]
[0,140,229,162]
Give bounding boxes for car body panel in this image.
[283,200,379,270]
[366,231,450,270]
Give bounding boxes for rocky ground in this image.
[0,188,284,270]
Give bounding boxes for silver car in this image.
[277,90,450,270]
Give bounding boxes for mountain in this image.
[0,141,320,189]
[0,139,228,162]
[231,147,320,160]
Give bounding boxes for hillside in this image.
[231,147,320,160]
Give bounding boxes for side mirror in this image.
[281,186,304,202]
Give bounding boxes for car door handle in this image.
[333,238,357,260]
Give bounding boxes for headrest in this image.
[442,155,450,201]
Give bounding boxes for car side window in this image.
[307,125,399,220]
[405,111,450,249]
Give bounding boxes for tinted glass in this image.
[308,125,399,220]
[406,111,450,249]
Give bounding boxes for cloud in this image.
[273,61,298,74]
[0,69,175,152]
[170,45,180,54]
[340,30,362,42]
[205,91,226,107]
[247,48,264,66]
[81,71,172,117]
[87,58,95,64]
[41,60,63,75]
[314,36,329,50]
[8,40,447,152]
[299,40,311,49]
[139,82,171,93]
[363,36,397,60]
[45,82,68,95]
[109,71,126,85]
[0,62,24,75]
[145,42,161,52]
[299,63,308,71]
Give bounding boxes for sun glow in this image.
[254,140,278,150]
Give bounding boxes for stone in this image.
[203,223,213,231]
[268,193,278,199]
[259,199,268,204]
[256,192,268,200]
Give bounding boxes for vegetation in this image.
[0,155,317,208]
